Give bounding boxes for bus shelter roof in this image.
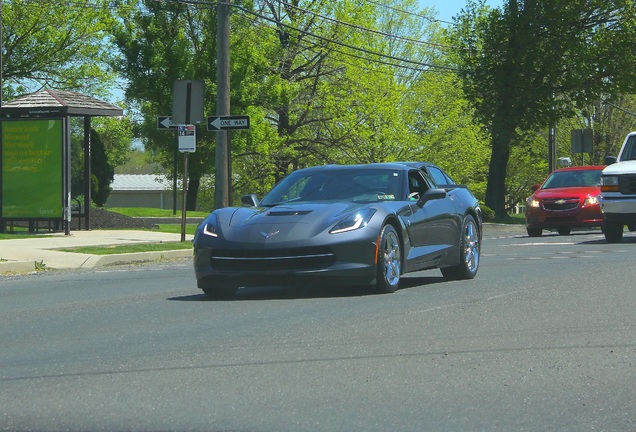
[0,89,123,118]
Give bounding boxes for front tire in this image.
[375,224,401,293]
[441,214,480,280]
[557,227,571,236]
[527,227,542,237]
[603,222,624,243]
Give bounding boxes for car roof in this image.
[296,162,424,173]
[552,165,605,173]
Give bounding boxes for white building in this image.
[106,174,182,209]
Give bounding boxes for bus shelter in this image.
[0,89,123,234]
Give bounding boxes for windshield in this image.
[260,168,404,206]
[541,169,602,189]
[619,135,636,161]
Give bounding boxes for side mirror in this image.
[604,156,617,165]
[241,194,260,207]
[530,184,539,193]
[416,188,446,208]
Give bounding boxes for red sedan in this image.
[524,165,605,237]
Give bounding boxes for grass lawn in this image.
[156,224,199,235]
[0,226,39,240]
[57,241,192,255]
[107,207,209,218]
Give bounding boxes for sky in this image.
[417,0,504,24]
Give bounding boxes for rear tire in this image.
[375,224,401,293]
[603,222,624,243]
[441,215,480,280]
[557,227,571,236]
[526,227,542,237]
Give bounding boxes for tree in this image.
[111,0,217,210]
[111,0,492,207]
[452,0,636,219]
[70,128,115,207]
[1,0,117,99]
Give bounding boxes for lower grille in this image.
[210,247,335,271]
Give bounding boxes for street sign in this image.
[178,124,196,153]
[157,116,178,130]
[172,80,205,124]
[207,115,250,131]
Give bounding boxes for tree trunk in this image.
[485,113,515,220]
[186,175,200,211]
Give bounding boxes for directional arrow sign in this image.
[157,116,178,130]
[207,115,250,131]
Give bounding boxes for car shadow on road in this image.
[578,235,636,245]
[168,275,447,301]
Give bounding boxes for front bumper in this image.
[601,194,636,224]
[193,237,379,289]
[525,205,602,229]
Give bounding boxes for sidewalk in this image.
[0,230,194,274]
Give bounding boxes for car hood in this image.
[603,160,636,175]
[534,186,600,199]
[217,202,378,243]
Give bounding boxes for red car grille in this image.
[210,247,336,271]
[542,198,579,211]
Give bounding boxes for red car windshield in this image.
[541,170,602,189]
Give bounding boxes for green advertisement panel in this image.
[1,119,64,219]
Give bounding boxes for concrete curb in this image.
[0,249,192,274]
[0,260,36,274]
[84,249,193,268]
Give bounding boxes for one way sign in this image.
[157,116,178,130]
[207,115,250,131]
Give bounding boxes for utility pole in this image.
[548,125,556,174]
[215,0,231,209]
[1,1,4,106]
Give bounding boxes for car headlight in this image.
[201,214,220,237]
[528,198,540,208]
[601,176,619,192]
[583,196,599,206]
[330,209,376,234]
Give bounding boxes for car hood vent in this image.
[267,210,313,216]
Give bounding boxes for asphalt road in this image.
[1,227,635,432]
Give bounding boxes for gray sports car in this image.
[193,162,482,297]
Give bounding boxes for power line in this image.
[269,0,461,51]
[9,0,458,72]
[359,0,455,26]
[236,3,458,72]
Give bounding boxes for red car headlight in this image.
[583,196,599,206]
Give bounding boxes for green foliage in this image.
[479,204,495,222]
[91,117,135,168]
[111,0,218,210]
[451,0,636,218]
[1,0,117,98]
[70,129,114,207]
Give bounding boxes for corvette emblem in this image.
[261,230,280,239]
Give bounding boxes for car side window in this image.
[427,166,455,185]
[407,170,431,200]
